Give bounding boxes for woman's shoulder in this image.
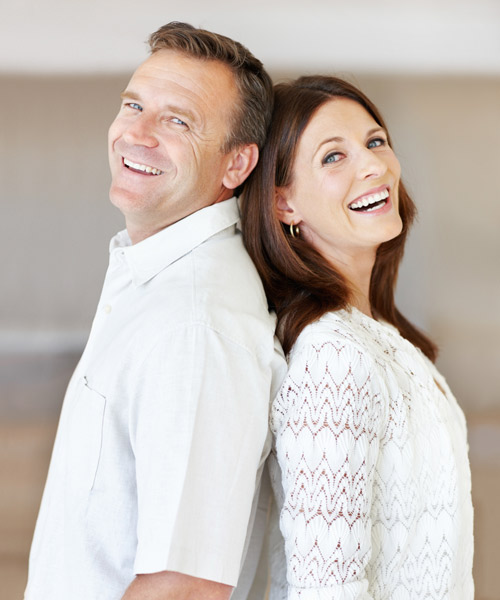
[293,306,413,363]
[283,308,380,385]
[285,307,410,389]
[291,307,378,357]
[287,307,439,402]
[273,308,389,434]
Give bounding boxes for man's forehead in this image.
[125,50,238,120]
[131,49,235,88]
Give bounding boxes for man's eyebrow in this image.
[164,104,198,124]
[119,90,198,124]
[120,90,140,101]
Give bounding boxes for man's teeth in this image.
[124,158,163,175]
[349,189,389,210]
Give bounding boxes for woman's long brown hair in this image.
[241,75,437,360]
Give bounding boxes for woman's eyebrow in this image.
[315,136,344,155]
[367,126,386,136]
[314,126,387,155]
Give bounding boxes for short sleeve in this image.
[129,323,274,586]
[272,336,385,599]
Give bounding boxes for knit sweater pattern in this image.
[268,308,474,599]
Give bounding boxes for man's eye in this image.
[322,152,342,165]
[125,102,143,112]
[367,137,386,149]
[171,117,187,127]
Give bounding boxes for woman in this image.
[241,76,473,599]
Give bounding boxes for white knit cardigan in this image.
[268,307,474,600]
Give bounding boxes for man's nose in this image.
[123,115,159,148]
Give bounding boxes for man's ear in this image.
[275,186,301,226]
[222,143,259,190]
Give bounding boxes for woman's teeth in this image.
[123,158,163,175]
[349,189,389,211]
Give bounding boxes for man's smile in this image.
[123,157,164,175]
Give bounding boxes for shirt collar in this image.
[109,197,240,287]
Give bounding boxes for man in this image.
[25,22,285,600]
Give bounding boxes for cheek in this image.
[393,169,402,206]
[390,153,402,180]
[107,118,121,149]
[164,133,198,162]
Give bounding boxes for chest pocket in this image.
[66,376,106,491]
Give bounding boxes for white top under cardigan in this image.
[25,199,286,600]
[268,307,473,599]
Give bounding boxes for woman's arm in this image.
[273,337,384,599]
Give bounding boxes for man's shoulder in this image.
[192,230,274,348]
[136,224,274,353]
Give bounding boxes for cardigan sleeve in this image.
[272,336,385,600]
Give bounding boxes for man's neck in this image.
[126,223,164,245]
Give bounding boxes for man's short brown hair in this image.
[149,21,273,154]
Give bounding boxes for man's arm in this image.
[122,571,232,600]
[129,325,272,587]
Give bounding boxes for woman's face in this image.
[276,97,403,269]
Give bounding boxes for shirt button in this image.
[103,304,112,314]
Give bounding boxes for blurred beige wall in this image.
[1,75,126,338]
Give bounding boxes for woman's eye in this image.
[322,152,342,165]
[367,137,386,149]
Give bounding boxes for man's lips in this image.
[123,157,163,176]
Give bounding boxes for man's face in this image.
[108,49,240,239]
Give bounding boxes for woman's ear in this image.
[275,187,301,226]
[222,143,259,190]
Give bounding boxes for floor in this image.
[1,354,499,599]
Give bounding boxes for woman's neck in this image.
[349,288,373,317]
[330,251,375,318]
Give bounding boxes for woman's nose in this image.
[357,147,388,180]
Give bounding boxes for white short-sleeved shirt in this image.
[25,198,286,600]
[268,308,473,599]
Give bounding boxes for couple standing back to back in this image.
[26,20,474,600]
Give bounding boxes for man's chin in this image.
[109,185,149,214]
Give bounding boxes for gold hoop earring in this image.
[290,222,300,238]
